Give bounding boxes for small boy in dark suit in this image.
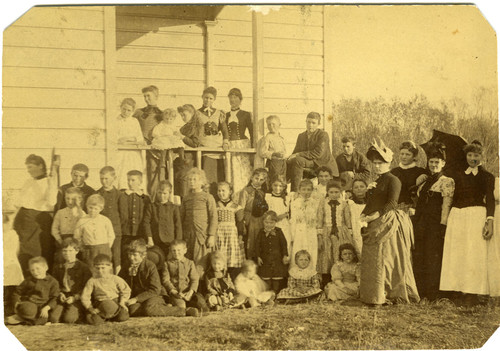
[55,163,96,212]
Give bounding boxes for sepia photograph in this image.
[1,2,500,350]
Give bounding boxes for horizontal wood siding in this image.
[2,6,106,203]
[262,5,325,155]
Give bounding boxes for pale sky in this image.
[328,5,498,112]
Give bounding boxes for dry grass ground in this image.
[6,300,500,350]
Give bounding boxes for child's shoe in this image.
[186,307,200,317]
[5,314,23,325]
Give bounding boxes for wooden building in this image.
[2,5,336,203]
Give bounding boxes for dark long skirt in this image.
[13,208,54,276]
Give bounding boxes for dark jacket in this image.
[336,150,371,182]
[255,227,288,278]
[121,191,152,238]
[225,109,253,144]
[13,274,60,309]
[97,187,128,237]
[56,182,96,212]
[52,259,92,297]
[292,129,339,176]
[451,166,495,217]
[119,258,164,302]
[144,201,183,244]
[362,172,401,216]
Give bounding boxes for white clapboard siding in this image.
[262,5,325,145]
[117,47,204,65]
[2,6,106,204]
[217,5,252,21]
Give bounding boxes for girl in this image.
[316,180,352,285]
[359,139,419,305]
[204,251,237,311]
[391,141,427,214]
[180,168,218,273]
[151,108,185,150]
[347,179,368,257]
[325,243,361,301]
[290,179,320,269]
[14,154,59,275]
[440,141,496,304]
[265,177,291,254]
[238,168,269,261]
[215,181,245,279]
[413,142,455,301]
[234,260,275,308]
[277,250,322,302]
[225,88,254,196]
[256,211,289,294]
[114,98,146,190]
[313,166,334,200]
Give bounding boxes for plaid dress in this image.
[216,201,245,268]
[277,267,322,299]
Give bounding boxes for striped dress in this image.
[215,201,245,268]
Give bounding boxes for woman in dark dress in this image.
[413,143,455,301]
[391,141,427,214]
[359,140,419,306]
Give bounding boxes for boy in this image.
[287,112,338,191]
[133,85,162,195]
[313,166,334,200]
[335,136,372,186]
[121,171,152,266]
[74,195,115,267]
[51,238,92,323]
[162,240,209,316]
[256,115,287,182]
[118,240,185,317]
[52,187,85,246]
[81,254,131,325]
[97,166,128,273]
[55,163,96,212]
[144,180,182,256]
[6,257,59,325]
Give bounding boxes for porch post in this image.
[103,6,117,165]
[204,20,217,87]
[252,11,264,145]
[323,5,335,147]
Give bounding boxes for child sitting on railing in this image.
[151,108,185,151]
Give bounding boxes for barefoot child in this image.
[6,257,59,325]
[81,254,131,325]
[119,240,185,317]
[74,195,115,267]
[50,238,93,323]
[55,163,96,212]
[204,251,237,311]
[238,168,269,261]
[234,260,275,308]
[181,168,217,272]
[325,243,360,301]
[97,166,128,273]
[256,211,289,294]
[215,181,245,279]
[162,240,209,316]
[277,250,322,302]
[144,180,183,257]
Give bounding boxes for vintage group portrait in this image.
[1,3,499,350]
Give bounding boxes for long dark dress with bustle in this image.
[391,166,427,209]
[413,173,454,300]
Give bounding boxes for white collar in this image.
[399,162,417,170]
[125,189,144,196]
[465,167,479,176]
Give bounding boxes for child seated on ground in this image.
[50,238,93,323]
[256,211,289,294]
[74,195,115,267]
[277,250,322,302]
[255,115,287,181]
[324,244,360,302]
[118,239,185,317]
[234,260,275,308]
[81,254,131,325]
[162,240,209,316]
[204,251,237,311]
[55,163,96,212]
[144,180,183,257]
[151,108,185,151]
[6,257,60,325]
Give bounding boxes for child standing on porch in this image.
[180,168,218,273]
[115,98,146,191]
[255,115,287,182]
